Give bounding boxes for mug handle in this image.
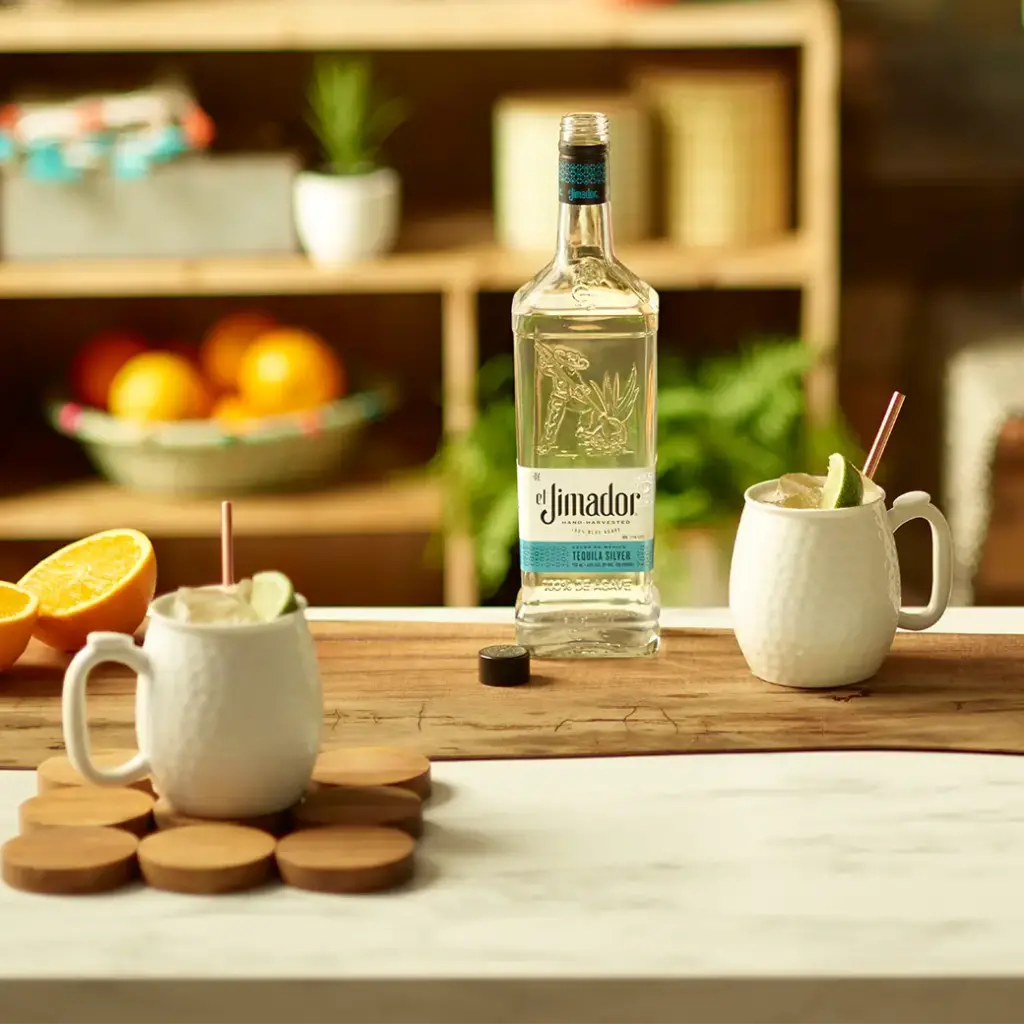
[887,491,953,631]
[62,632,153,787]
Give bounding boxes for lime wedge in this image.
[819,453,864,509]
[249,570,298,621]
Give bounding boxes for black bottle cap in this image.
[478,644,530,687]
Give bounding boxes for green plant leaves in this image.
[307,56,407,175]
[433,338,863,597]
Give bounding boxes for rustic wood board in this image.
[2,622,1024,769]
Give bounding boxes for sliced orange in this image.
[19,530,157,652]
[0,583,39,672]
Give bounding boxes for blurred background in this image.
[0,0,1018,609]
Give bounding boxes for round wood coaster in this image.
[312,747,432,800]
[19,786,154,837]
[138,824,276,895]
[276,826,416,894]
[291,785,423,838]
[152,797,290,837]
[2,826,139,895]
[37,752,156,796]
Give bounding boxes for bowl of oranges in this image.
[48,312,394,496]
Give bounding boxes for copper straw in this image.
[221,500,234,586]
[861,391,905,480]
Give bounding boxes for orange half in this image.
[19,529,157,652]
[0,582,39,672]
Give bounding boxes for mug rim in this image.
[744,476,887,517]
[147,590,309,633]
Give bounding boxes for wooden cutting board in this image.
[2,621,1024,769]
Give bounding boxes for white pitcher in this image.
[729,479,953,689]
[62,593,323,818]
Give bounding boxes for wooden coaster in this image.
[37,751,156,796]
[19,786,154,837]
[312,747,432,800]
[138,824,276,895]
[152,797,290,837]
[2,826,139,895]
[276,826,416,894]
[291,785,423,838]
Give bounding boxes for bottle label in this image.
[517,465,655,573]
[558,143,607,205]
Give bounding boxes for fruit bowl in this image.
[46,386,395,497]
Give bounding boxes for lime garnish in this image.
[819,453,864,509]
[248,571,298,621]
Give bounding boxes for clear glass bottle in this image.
[512,111,660,658]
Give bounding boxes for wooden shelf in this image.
[0,476,442,540]
[0,0,825,53]
[0,251,473,298]
[474,233,810,292]
[0,225,810,298]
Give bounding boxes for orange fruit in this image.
[211,393,258,425]
[69,330,149,410]
[0,583,39,672]
[19,530,157,652]
[237,328,345,416]
[107,352,213,423]
[199,311,277,392]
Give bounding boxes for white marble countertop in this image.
[2,606,1023,1024]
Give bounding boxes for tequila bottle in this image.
[512,112,660,658]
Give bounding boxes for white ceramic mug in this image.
[62,593,323,817]
[729,479,953,689]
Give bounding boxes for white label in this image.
[517,465,655,574]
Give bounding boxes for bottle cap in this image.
[478,644,530,687]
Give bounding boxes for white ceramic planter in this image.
[293,167,400,265]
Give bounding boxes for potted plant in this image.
[295,56,407,266]
[432,339,863,606]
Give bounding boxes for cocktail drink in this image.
[729,453,954,689]
[62,571,323,818]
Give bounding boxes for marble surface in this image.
[2,606,1024,1023]
[4,752,1024,1020]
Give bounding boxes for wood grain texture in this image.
[37,751,155,796]
[291,785,423,838]
[276,826,416,895]
[138,824,276,895]
[1,826,139,896]
[312,747,432,799]
[152,798,290,837]
[19,787,154,837]
[4,622,1024,767]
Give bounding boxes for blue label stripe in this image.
[520,540,654,573]
[558,160,607,186]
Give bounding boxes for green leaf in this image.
[306,56,406,175]
[432,339,863,593]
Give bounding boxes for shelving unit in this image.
[0,0,839,607]
[0,0,829,51]
[0,477,441,540]
[0,230,812,298]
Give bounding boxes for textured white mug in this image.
[729,479,953,689]
[62,593,323,817]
